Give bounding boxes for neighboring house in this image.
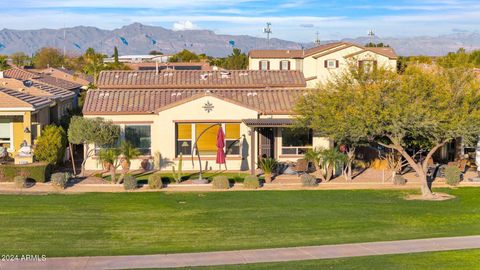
[0,76,76,160]
[0,88,52,158]
[249,42,398,87]
[82,70,331,173]
[104,55,172,64]
[127,61,212,71]
[37,67,93,87]
[2,67,83,105]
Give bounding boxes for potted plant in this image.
[119,141,140,172]
[258,157,278,183]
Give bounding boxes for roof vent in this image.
[200,74,209,80]
[114,75,119,79]
[171,92,182,97]
[239,72,249,76]
[164,73,174,77]
[23,80,34,88]
[246,92,258,97]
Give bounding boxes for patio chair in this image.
[292,159,308,175]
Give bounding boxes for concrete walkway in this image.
[2,235,480,270]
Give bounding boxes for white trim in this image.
[0,107,35,111]
[0,122,14,152]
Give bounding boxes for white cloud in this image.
[172,20,197,31]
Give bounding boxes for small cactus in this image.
[172,153,183,184]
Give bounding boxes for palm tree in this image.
[319,148,347,182]
[83,48,105,86]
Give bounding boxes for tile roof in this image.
[83,88,312,115]
[0,78,75,100]
[96,70,306,89]
[39,67,93,85]
[0,87,52,110]
[3,67,82,90]
[248,42,397,59]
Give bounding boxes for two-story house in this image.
[248,42,398,87]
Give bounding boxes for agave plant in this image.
[258,157,278,183]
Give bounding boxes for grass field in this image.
[0,188,479,257]
[163,249,480,270]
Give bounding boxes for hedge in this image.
[0,162,50,183]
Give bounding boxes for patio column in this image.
[23,112,32,145]
[250,127,255,175]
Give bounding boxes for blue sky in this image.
[1,0,479,42]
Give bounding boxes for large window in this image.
[175,123,241,156]
[176,123,192,156]
[0,118,12,150]
[280,60,290,70]
[259,60,270,70]
[281,128,313,155]
[125,125,151,155]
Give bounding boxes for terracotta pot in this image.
[264,173,272,183]
[121,158,130,171]
[103,162,112,171]
[140,159,150,171]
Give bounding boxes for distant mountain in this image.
[0,22,480,57]
[0,23,301,57]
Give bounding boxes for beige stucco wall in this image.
[248,58,299,71]
[84,96,331,172]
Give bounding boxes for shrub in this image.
[243,175,260,189]
[34,125,67,166]
[212,176,230,189]
[51,172,69,190]
[14,175,27,189]
[148,173,163,189]
[393,175,406,185]
[301,174,318,187]
[123,174,137,190]
[0,163,49,182]
[445,166,462,186]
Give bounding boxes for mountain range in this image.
[0,23,479,57]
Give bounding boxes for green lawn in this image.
[0,188,479,257]
[162,249,480,270]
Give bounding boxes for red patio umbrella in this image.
[216,126,226,169]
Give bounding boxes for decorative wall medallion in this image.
[203,101,214,113]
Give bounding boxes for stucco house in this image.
[249,42,398,87]
[82,70,331,173]
[0,73,76,161]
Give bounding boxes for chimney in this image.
[155,61,159,74]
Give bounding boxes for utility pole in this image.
[314,31,321,46]
[263,22,272,48]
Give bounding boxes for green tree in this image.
[10,52,31,67]
[34,125,67,166]
[113,46,119,66]
[170,49,200,62]
[0,55,9,70]
[149,50,163,55]
[68,116,120,176]
[98,148,120,183]
[33,47,64,68]
[82,48,105,86]
[297,65,480,198]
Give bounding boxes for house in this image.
[2,67,83,105]
[0,76,76,161]
[127,61,212,71]
[248,42,398,87]
[104,54,172,64]
[37,67,93,87]
[82,70,331,173]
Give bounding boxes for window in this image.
[359,60,377,72]
[125,125,151,155]
[176,123,192,156]
[259,60,270,70]
[280,60,290,70]
[175,123,241,156]
[0,118,12,150]
[324,59,339,69]
[281,128,313,155]
[225,123,240,155]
